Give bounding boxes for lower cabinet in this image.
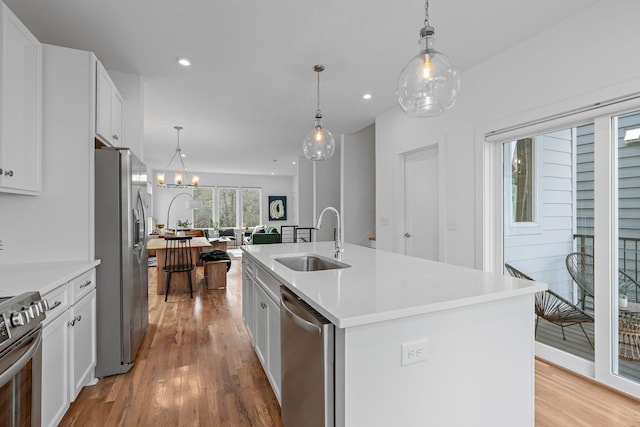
[242,256,281,404]
[253,285,269,366]
[41,306,70,427]
[41,269,97,427]
[242,268,255,341]
[69,290,97,400]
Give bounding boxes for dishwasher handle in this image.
[281,292,322,335]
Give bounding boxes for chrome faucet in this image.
[315,207,342,258]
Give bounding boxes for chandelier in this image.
[397,0,460,117]
[157,126,200,187]
[303,65,335,161]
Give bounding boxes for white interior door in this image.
[404,146,439,260]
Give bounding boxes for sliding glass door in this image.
[613,110,640,384]
[489,99,640,398]
[502,126,595,360]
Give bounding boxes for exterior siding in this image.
[504,130,575,300]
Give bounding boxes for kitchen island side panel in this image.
[336,294,535,427]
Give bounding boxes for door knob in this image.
[404,232,411,238]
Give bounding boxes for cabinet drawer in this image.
[42,284,70,326]
[255,265,281,302]
[70,269,96,304]
[242,257,255,277]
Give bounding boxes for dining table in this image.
[147,236,213,295]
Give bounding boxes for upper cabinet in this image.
[0,2,42,195]
[95,60,123,146]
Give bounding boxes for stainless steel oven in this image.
[0,292,48,427]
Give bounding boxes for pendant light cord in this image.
[424,0,429,28]
[316,69,321,114]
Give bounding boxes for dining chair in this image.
[505,263,594,349]
[163,236,195,302]
[566,252,594,311]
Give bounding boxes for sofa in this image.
[243,226,282,245]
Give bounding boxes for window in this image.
[193,187,213,228]
[510,138,535,223]
[189,186,262,229]
[218,187,238,228]
[242,188,261,227]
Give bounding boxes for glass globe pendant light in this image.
[397,0,460,117]
[303,65,335,161]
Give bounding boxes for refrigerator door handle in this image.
[133,191,145,249]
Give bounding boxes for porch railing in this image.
[573,234,640,282]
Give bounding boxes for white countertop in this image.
[0,260,101,297]
[243,242,547,328]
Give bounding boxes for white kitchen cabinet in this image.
[253,284,268,366]
[242,263,255,340]
[96,60,123,146]
[0,2,42,195]
[265,293,281,400]
[69,289,96,400]
[41,268,97,426]
[243,255,281,403]
[41,285,71,427]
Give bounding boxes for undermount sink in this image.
[275,255,350,272]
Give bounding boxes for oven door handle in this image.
[0,328,42,389]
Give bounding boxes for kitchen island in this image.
[242,242,546,427]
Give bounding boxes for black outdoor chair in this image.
[566,252,595,311]
[505,263,594,349]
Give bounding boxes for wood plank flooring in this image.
[60,259,640,426]
[60,261,283,426]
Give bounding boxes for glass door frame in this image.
[479,95,640,399]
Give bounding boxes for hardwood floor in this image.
[60,261,283,426]
[60,259,640,426]
[535,359,640,427]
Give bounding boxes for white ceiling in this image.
[5,0,600,177]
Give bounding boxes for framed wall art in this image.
[268,196,287,221]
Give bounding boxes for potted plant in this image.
[211,220,220,238]
[620,281,630,308]
[176,219,191,236]
[177,219,191,229]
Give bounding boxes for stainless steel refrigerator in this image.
[95,147,149,377]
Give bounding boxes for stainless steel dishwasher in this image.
[280,286,335,427]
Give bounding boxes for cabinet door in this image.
[95,62,112,144]
[266,295,281,402]
[41,309,71,427]
[69,290,96,401]
[0,3,42,194]
[110,89,124,144]
[242,270,255,341]
[254,284,268,367]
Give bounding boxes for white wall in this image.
[0,45,94,264]
[152,170,295,230]
[376,0,640,269]
[503,130,575,300]
[297,156,314,227]
[342,125,375,247]
[314,143,341,242]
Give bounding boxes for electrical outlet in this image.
[401,339,428,366]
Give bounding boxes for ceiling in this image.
[5,0,600,177]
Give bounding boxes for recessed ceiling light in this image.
[177,57,192,67]
[363,93,372,100]
[271,172,275,175]
[292,161,297,165]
